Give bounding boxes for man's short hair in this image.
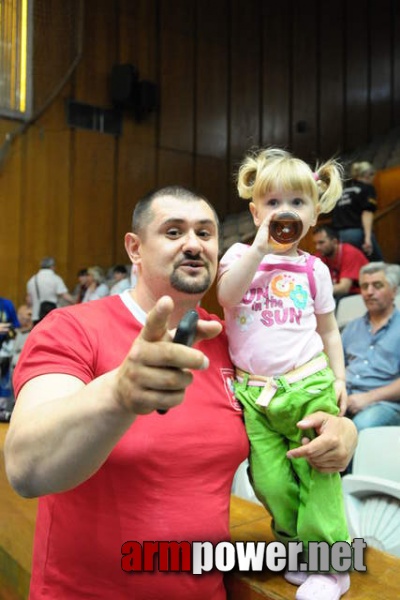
[131,185,220,235]
[113,264,128,276]
[312,225,339,240]
[359,262,399,289]
[40,257,55,269]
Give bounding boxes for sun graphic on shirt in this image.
[270,273,295,298]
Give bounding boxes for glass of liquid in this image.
[269,211,303,245]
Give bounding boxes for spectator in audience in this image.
[342,262,400,431]
[313,225,368,302]
[11,305,34,371]
[27,257,75,323]
[4,305,35,414]
[82,266,109,302]
[331,161,383,261]
[0,297,20,410]
[73,268,89,303]
[109,264,131,295]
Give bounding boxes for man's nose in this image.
[182,230,202,252]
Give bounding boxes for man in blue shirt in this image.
[342,262,400,431]
[0,297,20,410]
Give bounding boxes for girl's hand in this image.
[252,212,277,255]
[334,379,348,415]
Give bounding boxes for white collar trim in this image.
[120,289,147,326]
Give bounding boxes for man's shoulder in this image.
[341,243,366,258]
[65,295,122,315]
[390,308,400,326]
[342,313,366,337]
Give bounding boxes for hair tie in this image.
[313,172,319,181]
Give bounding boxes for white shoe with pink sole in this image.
[295,573,350,600]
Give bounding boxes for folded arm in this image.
[347,377,400,415]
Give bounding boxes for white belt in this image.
[236,354,328,407]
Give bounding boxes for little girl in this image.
[218,148,351,600]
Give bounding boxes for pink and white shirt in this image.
[218,244,335,376]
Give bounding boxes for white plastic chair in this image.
[231,459,261,504]
[336,294,366,330]
[342,427,400,557]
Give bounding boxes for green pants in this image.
[235,361,350,563]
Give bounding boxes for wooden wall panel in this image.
[344,0,369,149]
[369,0,393,137]
[229,0,262,214]
[0,132,23,303]
[262,2,291,150]
[196,0,228,158]
[21,127,72,292]
[117,0,157,72]
[32,0,81,115]
[195,155,228,219]
[318,2,345,160]
[75,0,118,106]
[158,0,196,153]
[69,132,116,272]
[157,149,194,189]
[115,0,158,257]
[291,0,318,161]
[115,141,157,251]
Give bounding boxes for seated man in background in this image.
[342,262,400,431]
[313,225,368,302]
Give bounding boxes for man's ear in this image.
[124,232,141,266]
[249,202,261,227]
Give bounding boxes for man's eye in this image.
[166,229,181,238]
[198,230,212,239]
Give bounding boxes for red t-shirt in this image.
[14,296,249,599]
[318,243,368,294]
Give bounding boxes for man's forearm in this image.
[5,372,136,498]
[367,378,400,403]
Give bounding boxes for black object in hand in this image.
[157,310,199,415]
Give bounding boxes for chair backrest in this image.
[352,427,400,481]
[336,294,366,330]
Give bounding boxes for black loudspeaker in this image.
[110,64,159,121]
[110,64,139,108]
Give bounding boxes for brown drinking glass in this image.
[269,211,303,245]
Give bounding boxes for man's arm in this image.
[4,297,219,498]
[361,210,374,255]
[59,291,76,305]
[333,278,352,297]
[347,377,400,415]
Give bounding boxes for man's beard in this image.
[170,260,212,294]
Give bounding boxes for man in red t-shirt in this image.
[5,187,358,600]
[313,225,368,300]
